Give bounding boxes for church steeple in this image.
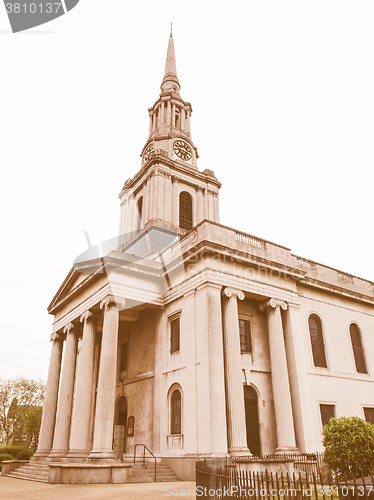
[118,31,221,243]
[142,30,197,167]
[161,28,180,94]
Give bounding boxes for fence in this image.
[196,456,374,500]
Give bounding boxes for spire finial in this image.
[161,28,180,94]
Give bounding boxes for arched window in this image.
[308,314,327,368]
[350,324,367,374]
[170,388,182,435]
[179,191,193,230]
[137,196,143,231]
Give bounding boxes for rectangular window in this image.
[120,342,128,372]
[239,319,252,354]
[320,404,336,428]
[170,317,180,354]
[364,407,374,425]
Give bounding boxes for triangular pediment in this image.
[47,262,103,313]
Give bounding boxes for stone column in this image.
[158,170,165,223]
[67,311,98,458]
[164,173,172,226]
[88,332,102,452]
[195,284,228,455]
[283,304,315,452]
[33,333,64,458]
[196,187,204,224]
[260,299,298,453]
[181,109,186,132]
[160,100,165,123]
[171,103,175,127]
[167,100,171,127]
[187,111,191,135]
[149,112,153,136]
[90,296,121,459]
[222,287,249,455]
[49,323,79,459]
[128,195,135,235]
[213,192,220,223]
[153,170,159,221]
[143,177,150,225]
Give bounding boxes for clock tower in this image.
[118,29,221,243]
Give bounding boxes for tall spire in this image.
[161,28,180,94]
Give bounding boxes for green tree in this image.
[0,377,45,446]
[322,416,374,478]
[24,406,43,449]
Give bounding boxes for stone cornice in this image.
[118,153,221,198]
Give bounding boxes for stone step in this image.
[3,461,49,483]
[130,462,179,482]
[5,474,48,483]
[5,471,48,483]
[18,465,49,472]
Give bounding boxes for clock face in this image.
[144,144,154,161]
[173,140,192,161]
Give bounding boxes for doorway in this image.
[244,385,261,456]
[114,396,127,457]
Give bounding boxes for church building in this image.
[33,31,374,480]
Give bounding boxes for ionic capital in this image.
[259,298,288,312]
[100,295,125,311]
[63,322,77,335]
[80,310,99,324]
[50,332,61,342]
[223,287,245,301]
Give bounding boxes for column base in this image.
[274,446,299,455]
[228,448,252,457]
[63,451,90,463]
[89,450,117,462]
[30,452,50,462]
[48,450,68,461]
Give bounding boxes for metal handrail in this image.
[133,443,157,481]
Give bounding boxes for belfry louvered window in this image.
[308,315,327,368]
[179,191,193,230]
[350,323,367,374]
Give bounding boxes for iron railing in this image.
[196,456,374,500]
[133,443,157,481]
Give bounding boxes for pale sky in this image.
[1,1,373,382]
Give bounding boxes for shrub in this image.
[0,446,34,461]
[322,416,374,478]
[0,453,13,463]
